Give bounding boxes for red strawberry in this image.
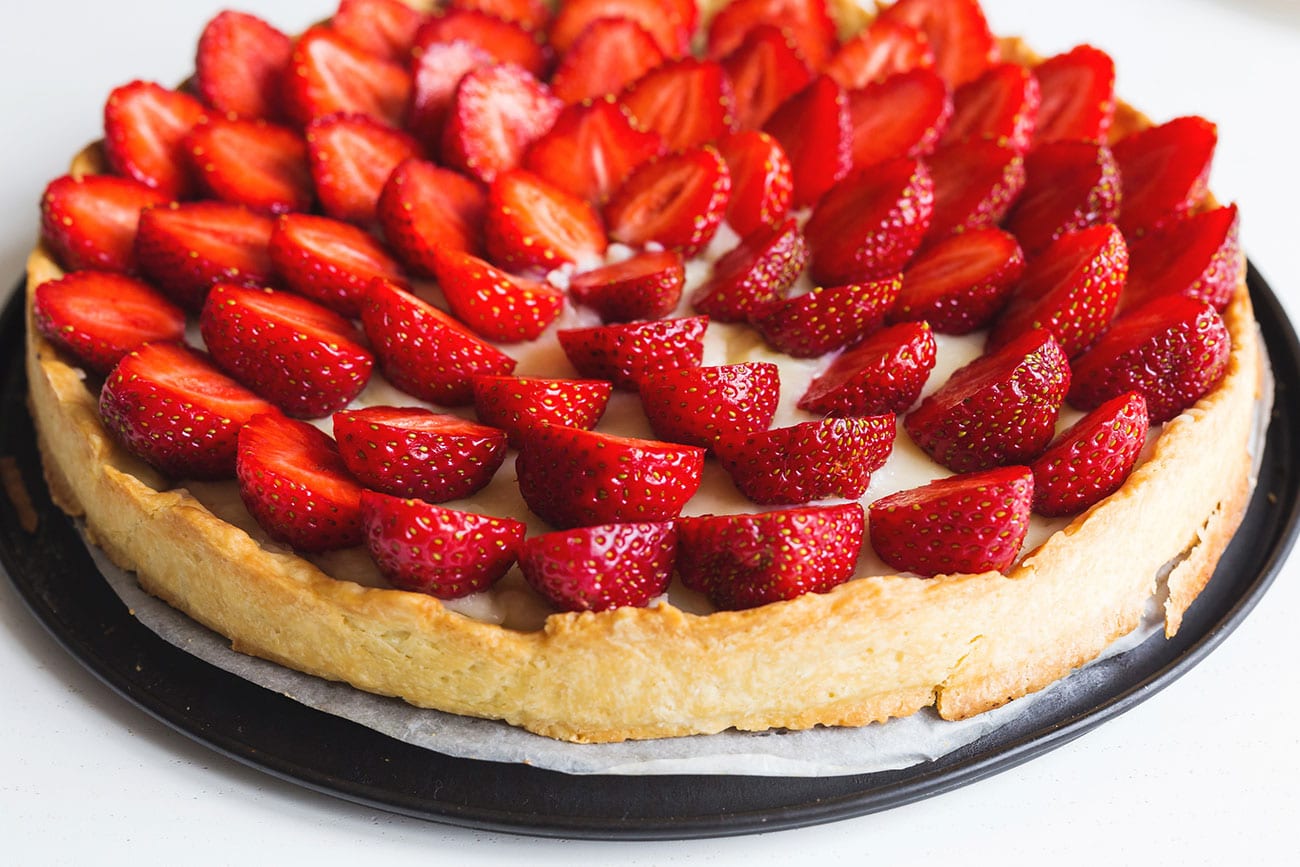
[706,0,837,69]
[515,425,705,528]
[828,19,935,92]
[1030,391,1148,517]
[195,10,294,121]
[99,342,278,480]
[361,492,526,597]
[334,406,509,502]
[868,466,1033,576]
[519,522,677,612]
[714,416,896,505]
[691,218,808,322]
[414,9,551,79]
[620,58,736,154]
[639,362,780,448]
[1069,295,1231,424]
[557,315,708,391]
[925,140,1025,240]
[804,157,934,285]
[549,0,689,58]
[752,276,903,359]
[442,64,562,184]
[890,228,1025,334]
[719,24,813,131]
[1032,45,1116,146]
[714,130,794,237]
[40,174,168,274]
[1112,116,1217,236]
[604,147,731,257]
[675,503,864,610]
[33,272,186,375]
[550,17,665,104]
[184,117,313,215]
[762,76,852,209]
[797,320,937,416]
[1003,141,1121,255]
[877,0,999,88]
[569,249,685,322]
[330,0,426,63]
[449,0,552,31]
[269,213,408,318]
[134,201,276,309]
[1119,204,1242,315]
[361,278,517,405]
[428,248,565,341]
[103,81,207,200]
[407,41,493,149]
[524,98,665,207]
[847,68,953,170]
[939,62,1040,152]
[282,26,411,128]
[200,284,373,418]
[470,375,612,447]
[484,169,607,272]
[904,329,1071,472]
[377,158,488,271]
[306,113,422,225]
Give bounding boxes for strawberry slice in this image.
[99,342,278,480]
[377,158,488,271]
[549,17,665,105]
[414,9,551,79]
[281,26,411,128]
[269,213,407,318]
[1032,45,1116,146]
[195,10,294,121]
[762,75,852,209]
[604,147,731,257]
[33,272,186,375]
[1119,204,1242,315]
[714,130,794,237]
[307,113,422,224]
[1069,295,1231,424]
[334,406,509,502]
[407,40,494,149]
[924,140,1026,240]
[1112,116,1217,236]
[1003,141,1121,255]
[557,315,708,391]
[675,503,865,610]
[868,466,1033,576]
[515,425,705,528]
[714,416,896,505]
[620,58,736,153]
[797,321,937,416]
[638,362,780,448]
[470,375,612,447]
[569,249,685,322]
[706,0,837,69]
[361,492,526,597]
[40,174,168,274]
[752,276,903,359]
[449,0,552,30]
[442,64,562,184]
[804,157,934,285]
[549,0,689,58]
[519,522,677,612]
[877,0,999,88]
[939,62,1040,152]
[524,98,665,207]
[184,117,313,215]
[484,169,607,272]
[826,17,935,91]
[330,0,426,63]
[691,218,808,322]
[890,228,1025,334]
[428,247,565,341]
[1030,391,1148,517]
[719,24,814,131]
[135,201,276,309]
[361,278,517,405]
[904,329,1071,473]
[103,81,207,200]
[847,68,953,170]
[200,284,374,418]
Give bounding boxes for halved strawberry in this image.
[1003,141,1121,254]
[135,201,276,309]
[924,140,1025,240]
[195,11,292,121]
[103,81,207,200]
[826,17,935,91]
[675,503,864,610]
[361,278,517,405]
[847,68,953,170]
[269,213,407,318]
[200,284,373,418]
[407,40,494,149]
[797,320,937,416]
[604,147,731,256]
[1112,116,1217,236]
[1069,295,1231,424]
[33,271,186,375]
[361,492,526,597]
[450,0,552,31]
[714,130,793,237]
[868,466,1032,576]
[752,276,904,359]
[557,315,708,390]
[877,0,999,88]
[281,26,411,128]
[519,522,676,612]
[549,0,689,58]
[428,247,565,341]
[524,98,665,207]
[549,17,665,104]
[1032,45,1116,146]
[762,75,852,209]
[377,158,488,271]
[40,174,168,274]
[569,249,685,322]
[184,117,313,215]
[470,375,612,447]
[620,58,736,153]
[719,24,813,131]
[1030,391,1148,517]
[484,169,607,272]
[330,0,426,63]
[442,64,562,184]
[414,9,550,79]
[904,329,1070,472]
[306,113,422,224]
[939,62,1040,152]
[1119,204,1242,315]
[515,425,705,528]
[890,228,1025,334]
[639,362,780,448]
[690,218,807,322]
[99,342,278,480]
[706,0,837,69]
[334,406,509,502]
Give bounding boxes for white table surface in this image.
[2,1,1297,863]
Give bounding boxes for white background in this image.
[2,1,1298,863]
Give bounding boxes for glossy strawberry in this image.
[524,98,665,207]
[639,362,780,448]
[825,17,935,90]
[890,228,1025,334]
[847,68,953,170]
[925,140,1025,240]
[1004,141,1121,255]
[40,174,168,274]
[1112,116,1217,236]
[751,276,904,359]
[442,64,562,184]
[450,0,552,30]
[797,320,937,416]
[135,201,276,309]
[763,76,852,209]
[330,0,426,63]
[377,158,488,271]
[1030,391,1148,517]
[519,522,677,612]
[1119,204,1242,315]
[103,81,207,200]
[691,218,807,322]
[407,40,494,149]
[569,249,685,322]
[939,62,1040,152]
[706,0,837,69]
[719,24,813,131]
[470,375,612,447]
[549,17,665,104]
[604,147,731,257]
[549,0,689,58]
[184,117,313,215]
[282,26,411,128]
[428,248,564,342]
[195,10,294,121]
[484,169,606,272]
[1032,45,1116,146]
[557,316,708,391]
[714,130,793,237]
[268,213,407,318]
[620,58,736,154]
[306,113,422,225]
[877,0,999,88]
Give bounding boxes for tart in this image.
[25,0,1262,744]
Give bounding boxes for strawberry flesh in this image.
[377,158,488,271]
[877,0,999,88]
[429,247,564,342]
[470,375,612,447]
[415,10,551,80]
[40,174,168,275]
[450,0,552,31]
[620,58,736,154]
[714,130,794,237]
[269,213,408,318]
[519,522,677,612]
[407,40,494,150]
[939,62,1040,152]
[307,113,422,225]
[1031,391,1148,517]
[330,0,426,63]
[890,228,1025,334]
[751,275,903,359]
[185,117,313,215]
[604,147,731,257]
[569,249,685,322]
[1032,45,1116,146]
[1119,204,1242,315]
[847,68,953,170]
[549,0,689,58]
[281,26,411,128]
[762,75,852,209]
[134,201,276,310]
[825,17,935,91]
[706,0,837,69]
[551,18,665,105]
[103,81,207,200]
[524,98,665,207]
[639,362,780,448]
[484,169,607,272]
[925,140,1026,240]
[196,10,294,122]
[1003,141,1121,255]
[442,64,562,184]
[691,218,808,322]
[1112,116,1217,236]
[557,315,708,391]
[719,24,814,131]
[797,320,937,416]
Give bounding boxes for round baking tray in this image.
[2,266,1297,840]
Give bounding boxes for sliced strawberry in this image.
[361,492,525,597]
[549,17,665,105]
[184,117,313,215]
[639,362,780,448]
[751,276,903,359]
[195,10,294,121]
[924,140,1025,240]
[797,320,937,416]
[282,26,411,128]
[306,113,422,224]
[890,228,1025,334]
[407,40,494,149]
[470,375,612,447]
[99,342,278,480]
[40,174,168,274]
[442,64,562,184]
[714,130,793,237]
[989,223,1127,358]
[135,201,275,309]
[939,62,1040,152]
[762,75,852,209]
[847,68,953,170]
[1113,116,1217,236]
[1119,204,1242,315]
[33,272,186,375]
[1069,295,1231,424]
[269,213,407,318]
[804,157,934,285]
[1030,391,1148,517]
[484,169,607,272]
[826,18,934,91]
[334,406,509,502]
[1032,45,1116,146]
[706,0,837,69]
[519,522,676,612]
[330,0,426,63]
[690,218,808,322]
[904,329,1070,472]
[361,278,517,405]
[620,58,736,153]
[200,284,374,418]
[877,0,999,88]
[449,0,552,31]
[413,9,550,79]
[515,425,705,528]
[377,158,488,271]
[524,98,665,207]
[549,0,689,58]
[569,249,685,322]
[428,247,565,341]
[103,81,207,200]
[604,147,731,256]
[719,24,814,131]
[1003,141,1121,254]
[557,315,708,391]
[868,466,1033,576]
[676,503,864,610]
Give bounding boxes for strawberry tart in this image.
[25,0,1262,743]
